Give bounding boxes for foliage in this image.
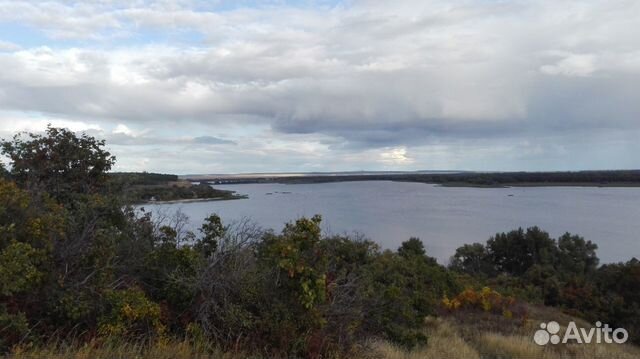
[99,288,165,339]
[110,172,179,186]
[450,227,640,344]
[487,227,557,276]
[360,239,460,348]
[442,287,524,320]
[125,183,241,203]
[588,258,640,343]
[449,243,493,276]
[449,227,598,304]
[1,125,115,201]
[0,179,65,350]
[197,214,224,257]
[556,233,599,277]
[140,225,200,329]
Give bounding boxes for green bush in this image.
[99,288,165,339]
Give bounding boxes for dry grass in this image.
[371,318,480,359]
[475,332,555,359]
[8,339,249,359]
[10,308,640,359]
[167,180,193,188]
[372,312,640,359]
[474,332,640,359]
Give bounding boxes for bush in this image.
[359,239,460,348]
[442,287,524,320]
[99,288,165,340]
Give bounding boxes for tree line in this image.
[192,170,640,187]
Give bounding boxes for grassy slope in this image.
[373,305,640,359]
[13,305,640,359]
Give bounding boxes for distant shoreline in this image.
[436,181,640,188]
[137,195,247,205]
[184,170,640,189]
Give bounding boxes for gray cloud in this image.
[192,135,236,145]
[0,0,639,172]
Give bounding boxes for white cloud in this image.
[0,112,102,133]
[0,40,19,51]
[112,124,136,136]
[379,147,413,166]
[0,0,639,172]
[540,53,597,77]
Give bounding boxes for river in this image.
[145,181,640,264]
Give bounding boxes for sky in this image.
[0,0,639,174]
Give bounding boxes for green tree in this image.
[1,125,115,201]
[197,214,225,257]
[556,233,599,278]
[449,242,493,276]
[398,237,426,258]
[0,179,66,351]
[592,258,640,343]
[0,163,7,179]
[361,238,460,348]
[487,227,556,276]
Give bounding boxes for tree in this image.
[449,243,493,276]
[360,239,460,348]
[487,227,556,276]
[197,214,225,257]
[0,163,7,179]
[0,179,66,350]
[1,125,116,201]
[398,237,426,258]
[556,233,598,277]
[574,258,640,344]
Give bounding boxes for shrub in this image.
[442,287,525,320]
[99,288,165,340]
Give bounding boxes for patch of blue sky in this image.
[0,21,208,50]
[0,22,53,49]
[207,0,346,12]
[0,21,117,50]
[123,28,206,47]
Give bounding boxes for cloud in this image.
[0,0,639,172]
[379,147,413,166]
[0,112,102,134]
[540,53,597,77]
[193,136,236,145]
[0,40,19,51]
[113,124,137,136]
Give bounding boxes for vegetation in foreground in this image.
[1,126,639,358]
[373,314,640,359]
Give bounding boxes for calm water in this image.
[145,181,640,264]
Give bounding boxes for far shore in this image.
[436,181,640,188]
[184,170,640,189]
[137,195,247,205]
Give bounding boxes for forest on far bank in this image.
[193,169,640,187]
[1,127,639,358]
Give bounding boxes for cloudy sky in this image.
[0,0,639,174]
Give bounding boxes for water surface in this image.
[146,181,640,264]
